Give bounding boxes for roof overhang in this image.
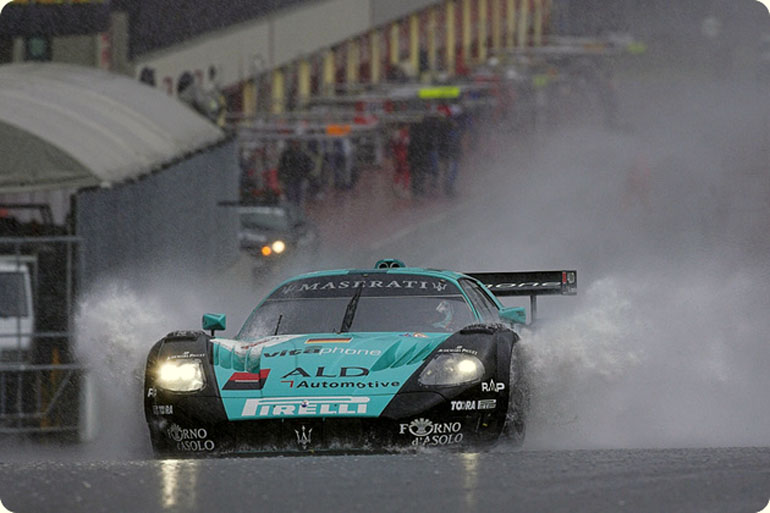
[0,63,225,193]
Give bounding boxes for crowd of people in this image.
[395,105,467,198]
[239,135,357,207]
[239,102,473,210]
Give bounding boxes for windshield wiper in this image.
[273,314,283,336]
[338,285,364,333]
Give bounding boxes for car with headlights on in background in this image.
[143,259,576,456]
[235,203,319,275]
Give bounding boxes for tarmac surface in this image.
[1,447,769,513]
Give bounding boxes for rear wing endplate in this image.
[467,270,577,323]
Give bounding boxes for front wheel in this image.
[502,384,528,447]
[148,424,179,459]
[501,345,529,447]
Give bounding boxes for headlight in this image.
[271,240,286,254]
[418,354,485,386]
[156,360,205,392]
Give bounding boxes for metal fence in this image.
[0,235,88,436]
[0,141,239,438]
[0,363,85,435]
[0,235,81,362]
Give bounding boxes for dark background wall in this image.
[111,0,312,58]
[370,0,439,26]
[75,140,240,292]
[0,0,313,57]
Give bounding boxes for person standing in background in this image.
[331,138,354,190]
[277,139,313,209]
[391,124,411,198]
[408,120,429,197]
[437,105,463,197]
[422,112,442,194]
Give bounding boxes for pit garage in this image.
[0,62,239,438]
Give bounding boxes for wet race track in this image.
[2,59,770,512]
[1,447,770,513]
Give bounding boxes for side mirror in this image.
[202,313,226,335]
[499,307,527,325]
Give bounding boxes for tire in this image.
[148,425,175,459]
[502,345,529,447]
[503,383,528,447]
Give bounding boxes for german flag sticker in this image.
[305,338,352,344]
[223,369,270,390]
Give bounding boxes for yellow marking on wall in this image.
[390,23,400,66]
[242,80,257,117]
[506,0,516,49]
[323,50,335,96]
[462,0,472,65]
[492,0,502,52]
[298,59,311,106]
[517,0,529,48]
[347,38,359,84]
[478,0,488,62]
[409,14,420,77]
[446,0,456,75]
[271,68,284,114]
[533,0,543,47]
[371,30,381,84]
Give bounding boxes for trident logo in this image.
[295,425,313,449]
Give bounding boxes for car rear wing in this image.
[466,270,577,323]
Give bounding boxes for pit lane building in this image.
[0,0,555,437]
[0,62,239,436]
[0,62,239,289]
[0,0,554,115]
[0,0,558,283]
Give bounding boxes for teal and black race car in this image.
[143,259,576,456]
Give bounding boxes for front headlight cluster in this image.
[156,360,205,392]
[418,354,485,386]
[261,240,286,257]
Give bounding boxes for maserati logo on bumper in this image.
[295,425,313,449]
[241,396,370,417]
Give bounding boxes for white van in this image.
[0,256,35,362]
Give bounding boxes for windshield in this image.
[240,212,290,231]
[0,272,28,318]
[237,296,475,339]
[239,206,295,231]
[237,273,476,339]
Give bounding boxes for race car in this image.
[143,259,576,456]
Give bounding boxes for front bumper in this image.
[146,392,506,456]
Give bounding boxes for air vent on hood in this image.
[371,340,434,372]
